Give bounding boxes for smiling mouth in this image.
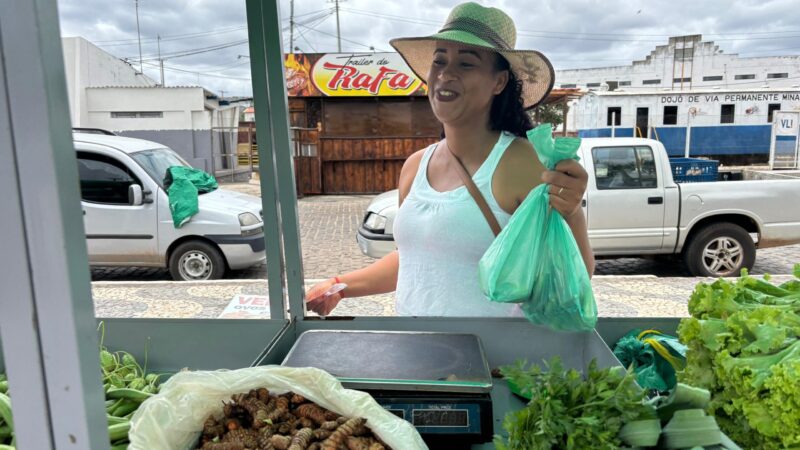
[435,89,460,101]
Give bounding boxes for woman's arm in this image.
[495,139,595,276]
[565,209,595,277]
[336,251,399,297]
[305,149,425,315]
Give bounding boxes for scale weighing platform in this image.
[281,330,495,449]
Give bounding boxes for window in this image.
[663,106,678,125]
[131,148,190,187]
[619,81,631,86]
[768,103,782,122]
[592,146,658,190]
[643,79,661,85]
[734,74,755,80]
[560,83,577,88]
[77,153,140,204]
[674,48,694,61]
[767,73,788,79]
[703,75,723,82]
[111,111,164,118]
[607,107,622,126]
[587,82,601,88]
[721,104,735,124]
[673,77,691,83]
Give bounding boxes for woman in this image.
[306,2,593,316]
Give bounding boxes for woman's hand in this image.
[305,278,344,316]
[542,159,588,220]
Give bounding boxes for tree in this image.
[530,103,565,130]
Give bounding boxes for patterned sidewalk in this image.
[91,275,795,320]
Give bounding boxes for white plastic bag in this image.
[129,365,427,450]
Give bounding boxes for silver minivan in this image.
[74,131,266,281]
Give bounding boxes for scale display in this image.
[413,409,469,427]
[380,402,482,434]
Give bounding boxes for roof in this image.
[586,87,800,97]
[87,85,205,89]
[580,137,657,147]
[72,132,166,154]
[540,88,584,106]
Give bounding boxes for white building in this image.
[571,88,800,165]
[556,35,800,92]
[62,37,235,172]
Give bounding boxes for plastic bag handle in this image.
[443,141,502,237]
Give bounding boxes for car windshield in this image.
[131,148,200,190]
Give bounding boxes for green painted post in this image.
[246,0,307,319]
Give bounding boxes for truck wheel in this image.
[169,240,227,281]
[683,223,755,278]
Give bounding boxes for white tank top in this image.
[393,131,520,317]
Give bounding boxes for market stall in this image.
[2,1,797,449]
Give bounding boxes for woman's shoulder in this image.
[399,145,435,204]
[494,136,547,211]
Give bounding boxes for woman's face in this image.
[427,41,509,126]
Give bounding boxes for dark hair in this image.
[489,55,532,137]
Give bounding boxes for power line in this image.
[293,13,335,53]
[289,11,337,52]
[120,9,331,61]
[340,8,800,42]
[127,39,248,61]
[140,60,251,81]
[294,22,389,52]
[96,23,242,43]
[97,25,246,46]
[96,8,333,47]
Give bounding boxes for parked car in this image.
[74,131,265,281]
[357,137,800,277]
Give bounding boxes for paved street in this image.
[91,275,796,319]
[92,182,800,282]
[86,180,800,319]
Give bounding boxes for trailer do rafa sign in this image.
[284,52,426,97]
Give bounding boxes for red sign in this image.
[284,52,426,97]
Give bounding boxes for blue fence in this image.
[579,125,773,156]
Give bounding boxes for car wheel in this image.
[683,223,755,278]
[169,240,226,281]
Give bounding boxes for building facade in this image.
[556,35,800,92]
[62,37,233,173]
[573,88,800,164]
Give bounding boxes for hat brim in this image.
[390,33,555,109]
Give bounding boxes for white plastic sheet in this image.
[129,365,427,450]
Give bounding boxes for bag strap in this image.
[443,141,502,237]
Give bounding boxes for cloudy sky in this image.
[57,0,800,97]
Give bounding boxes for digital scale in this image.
[281,330,495,449]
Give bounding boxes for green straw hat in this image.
[390,2,555,109]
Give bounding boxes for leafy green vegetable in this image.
[678,265,800,449]
[494,357,655,450]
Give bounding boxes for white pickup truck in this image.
[357,137,800,277]
[74,131,266,281]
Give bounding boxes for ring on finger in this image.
[558,186,565,195]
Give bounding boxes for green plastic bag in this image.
[478,124,597,331]
[164,166,218,228]
[614,329,688,392]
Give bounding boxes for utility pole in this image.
[289,0,294,53]
[135,0,143,74]
[334,0,342,52]
[157,34,164,86]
